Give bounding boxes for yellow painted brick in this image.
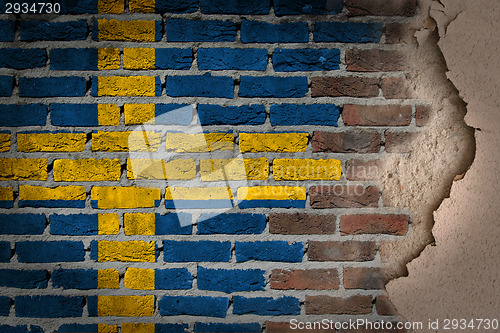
[165,187,233,200]
[123,48,155,70]
[200,158,269,181]
[53,159,121,182]
[122,323,154,333]
[124,267,155,290]
[97,295,155,317]
[129,0,155,13]
[239,132,308,153]
[17,132,86,152]
[237,186,307,201]
[98,213,119,235]
[273,158,342,180]
[97,240,156,262]
[98,0,124,13]
[98,269,120,289]
[124,213,155,235]
[124,103,155,125]
[166,133,234,152]
[0,187,13,201]
[96,76,158,97]
[91,186,161,209]
[97,19,156,42]
[98,48,120,70]
[245,157,270,180]
[0,158,47,181]
[98,104,120,126]
[127,158,196,180]
[0,133,10,152]
[19,185,86,201]
[92,131,161,152]
[98,324,119,333]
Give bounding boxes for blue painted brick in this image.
[197,213,266,234]
[0,76,13,97]
[274,0,342,15]
[163,240,231,262]
[60,0,98,14]
[156,324,189,333]
[273,48,341,71]
[0,20,15,42]
[0,214,46,235]
[16,241,85,263]
[15,296,84,318]
[236,241,303,262]
[50,104,99,127]
[0,242,10,262]
[56,324,99,333]
[155,104,193,125]
[0,269,49,289]
[270,104,340,126]
[156,0,198,13]
[166,19,236,42]
[50,215,98,235]
[19,77,87,97]
[198,105,266,126]
[200,0,270,14]
[159,296,228,318]
[0,104,47,126]
[241,20,308,43]
[0,325,43,333]
[156,48,193,69]
[167,74,234,98]
[50,49,98,70]
[314,22,384,43]
[198,48,268,71]
[0,296,10,316]
[239,76,308,98]
[197,267,265,293]
[155,213,192,235]
[20,21,87,41]
[195,323,261,332]
[155,268,193,290]
[233,296,300,315]
[52,269,98,290]
[0,49,47,69]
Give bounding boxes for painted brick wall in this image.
[0,0,421,331]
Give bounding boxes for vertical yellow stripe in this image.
[98,48,121,70]
[98,104,121,126]
[123,48,155,70]
[129,0,155,13]
[124,268,155,290]
[98,213,119,235]
[98,269,120,289]
[124,103,155,125]
[98,324,119,333]
[98,0,124,14]
[124,213,155,235]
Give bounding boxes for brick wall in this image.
[0,0,421,331]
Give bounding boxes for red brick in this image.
[346,49,406,72]
[385,131,418,153]
[343,105,412,126]
[270,269,339,290]
[310,185,379,209]
[385,23,417,44]
[381,77,414,99]
[376,295,399,316]
[415,105,431,127]
[344,267,385,289]
[269,213,336,234]
[340,214,410,235]
[266,322,332,333]
[305,295,373,315]
[346,159,381,181]
[345,0,417,17]
[308,241,376,261]
[311,76,379,98]
[312,131,381,153]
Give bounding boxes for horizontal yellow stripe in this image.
[200,158,269,181]
[0,187,13,201]
[237,186,307,201]
[165,133,234,152]
[97,295,155,317]
[127,158,196,180]
[92,131,161,152]
[19,185,85,201]
[17,132,86,152]
[165,187,234,200]
[239,133,308,153]
[273,158,342,180]
[91,186,161,209]
[53,158,121,182]
[0,158,47,181]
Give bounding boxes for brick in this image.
[198,105,266,125]
[17,132,86,152]
[92,131,161,152]
[340,214,410,235]
[310,185,379,208]
[15,296,84,318]
[235,241,303,262]
[155,269,193,290]
[127,213,192,235]
[270,104,340,126]
[16,241,84,263]
[124,213,155,235]
[92,76,161,97]
[91,186,161,209]
[381,77,414,99]
[124,267,155,290]
[0,187,13,208]
[98,269,120,289]
[0,104,46,126]
[51,104,98,126]
[311,76,380,97]
[166,132,234,152]
[0,132,10,152]
[344,267,385,289]
[167,74,233,98]
[0,296,10,316]
[98,47,120,69]
[93,19,161,42]
[91,240,156,262]
[122,323,154,333]
[314,22,383,43]
[0,269,49,289]
[127,158,196,180]
[0,214,45,235]
[123,48,155,70]
[270,269,339,290]
[163,240,231,262]
[133,0,197,13]
[20,21,87,41]
[59,0,99,14]
[0,49,47,69]
[0,158,47,180]
[166,19,236,42]
[273,159,341,180]
[346,49,406,72]
[237,186,306,209]
[0,325,43,332]
[305,295,373,314]
[53,159,121,181]
[239,76,308,98]
[312,131,381,153]
[0,20,15,41]
[308,241,376,261]
[200,158,269,181]
[56,324,104,333]
[266,321,332,333]
[345,0,417,16]
[50,214,98,235]
[50,48,98,70]
[376,295,399,315]
[0,242,10,262]
[52,269,98,290]
[269,213,336,234]
[416,105,431,126]
[197,213,266,235]
[385,23,417,44]
[129,0,155,13]
[239,132,308,152]
[346,159,381,180]
[198,48,268,71]
[274,0,342,15]
[0,76,13,96]
[165,187,234,209]
[273,48,340,72]
[201,0,269,14]
[88,295,155,317]
[19,77,86,97]
[233,296,300,316]
[98,0,125,13]
[343,105,412,126]
[195,323,261,333]
[159,296,228,318]
[197,267,265,293]
[155,48,193,69]
[125,103,193,125]
[19,185,86,208]
[385,131,418,153]
[241,20,308,43]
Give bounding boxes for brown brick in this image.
[385,23,417,44]
[305,295,373,315]
[340,214,409,235]
[310,185,379,209]
[343,105,412,126]
[270,269,339,290]
[266,322,332,333]
[346,49,406,72]
[308,241,376,261]
[381,77,414,99]
[269,213,336,234]
[312,131,381,153]
[346,159,381,181]
[385,131,418,153]
[344,267,385,289]
[376,295,399,316]
[345,0,417,17]
[415,105,431,127]
[311,77,379,98]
